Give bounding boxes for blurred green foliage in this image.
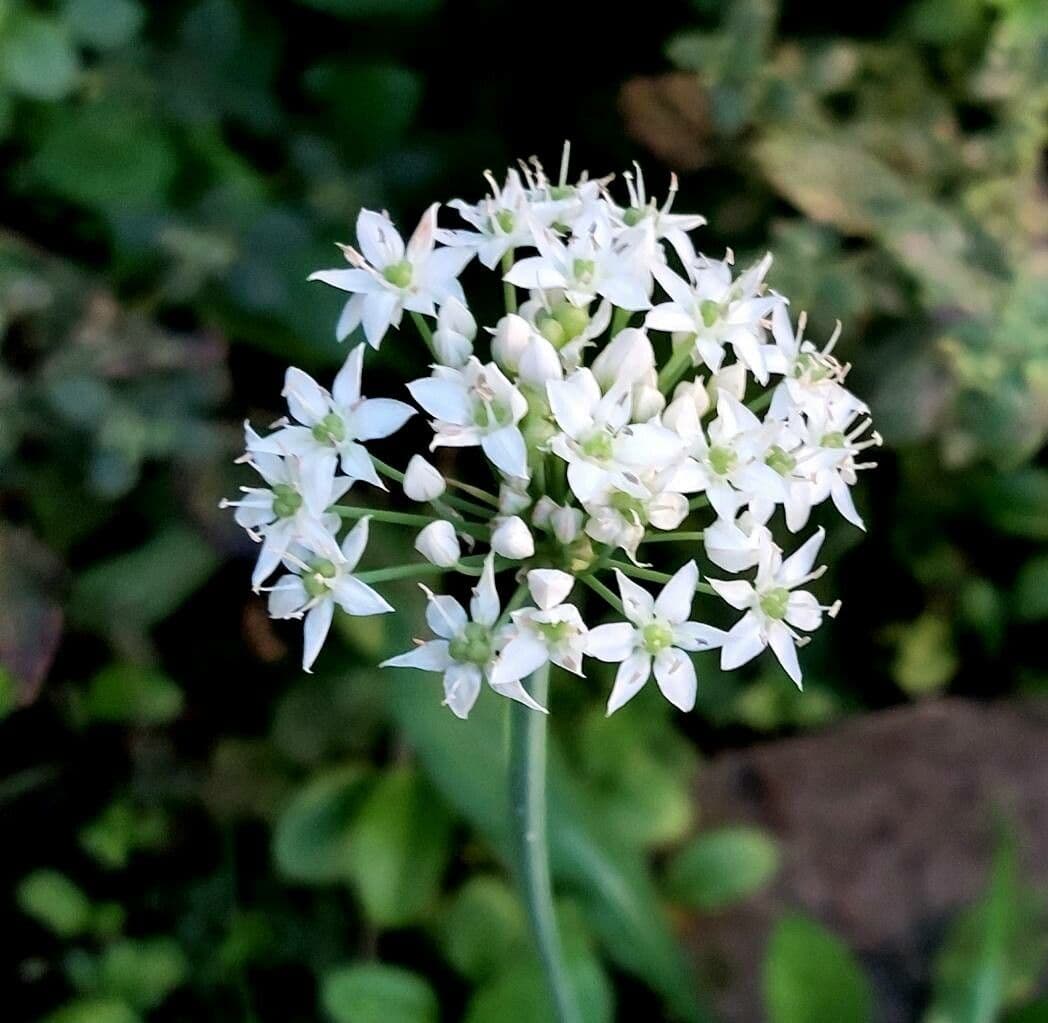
[2,0,1046,1019]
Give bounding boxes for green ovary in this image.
[641,621,674,655]
[449,622,493,665]
[303,558,337,599]
[759,587,790,620]
[609,490,648,523]
[820,431,846,449]
[311,412,346,445]
[766,445,796,475]
[708,445,737,477]
[272,484,303,519]
[382,260,413,288]
[580,430,614,462]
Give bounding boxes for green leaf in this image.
[42,999,141,1023]
[764,914,873,1023]
[295,0,440,19]
[386,670,707,1021]
[347,766,453,927]
[975,470,1048,540]
[83,665,184,726]
[17,870,92,937]
[1005,1001,1048,1023]
[1013,555,1048,621]
[69,526,218,634]
[0,12,80,101]
[94,939,187,1012]
[892,613,958,696]
[321,963,438,1023]
[665,826,779,910]
[63,0,145,50]
[925,831,1047,1023]
[437,876,526,982]
[29,101,176,212]
[272,764,371,883]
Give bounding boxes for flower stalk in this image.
[508,662,582,1023]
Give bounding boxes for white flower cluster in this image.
[225,149,879,716]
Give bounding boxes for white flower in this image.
[415,520,461,567]
[223,434,348,590]
[546,368,683,504]
[309,205,473,348]
[612,166,706,267]
[590,328,656,393]
[518,291,612,372]
[583,480,688,563]
[403,455,446,502]
[490,314,534,374]
[533,498,584,545]
[267,518,393,672]
[381,556,547,718]
[665,393,781,521]
[505,217,652,311]
[408,358,530,480]
[647,253,778,382]
[250,345,414,492]
[703,512,773,573]
[491,516,535,559]
[431,297,476,368]
[709,528,839,686]
[585,562,725,714]
[490,570,588,684]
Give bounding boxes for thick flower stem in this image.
[657,338,695,394]
[508,664,581,1023]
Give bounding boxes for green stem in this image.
[657,338,696,394]
[371,458,492,518]
[445,476,501,507]
[641,530,705,544]
[508,663,581,1023]
[581,574,624,615]
[609,560,716,594]
[333,505,489,539]
[610,306,631,336]
[688,494,710,511]
[747,390,773,415]
[410,311,437,359]
[355,558,484,584]
[502,250,518,314]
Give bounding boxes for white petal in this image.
[283,367,329,426]
[585,622,637,662]
[298,452,339,518]
[673,621,727,652]
[489,632,549,687]
[340,516,370,570]
[490,676,549,714]
[302,601,335,672]
[547,372,598,439]
[613,569,656,625]
[653,648,697,711]
[443,663,482,719]
[425,592,468,639]
[781,527,825,585]
[362,291,400,349]
[785,590,822,632]
[332,343,364,406]
[481,426,529,480]
[654,560,698,624]
[308,268,377,293]
[333,576,393,616]
[720,612,766,670]
[381,639,452,672]
[527,569,574,610]
[767,622,802,687]
[606,652,652,714]
[356,208,404,267]
[338,442,382,487]
[408,376,472,425]
[708,578,755,611]
[406,203,438,264]
[831,476,865,530]
[336,294,365,342]
[267,575,308,619]
[470,554,501,626]
[348,398,415,441]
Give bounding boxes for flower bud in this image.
[415,520,460,567]
[527,568,574,610]
[437,297,476,340]
[551,504,583,544]
[591,328,655,391]
[671,378,711,419]
[631,382,665,422]
[403,455,446,502]
[711,363,747,401]
[432,327,473,367]
[491,314,532,373]
[491,516,535,559]
[518,335,563,386]
[499,481,531,516]
[531,496,558,528]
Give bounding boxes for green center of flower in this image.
[793,353,830,381]
[302,558,338,599]
[759,587,790,620]
[622,206,647,227]
[272,483,302,519]
[382,260,413,288]
[580,429,615,462]
[311,411,346,445]
[494,209,516,234]
[766,445,796,476]
[572,258,596,285]
[609,490,648,523]
[699,299,721,329]
[537,620,574,646]
[538,315,566,349]
[472,399,509,430]
[549,185,574,201]
[448,622,493,665]
[708,445,737,477]
[641,621,674,655]
[552,300,590,341]
[821,431,846,449]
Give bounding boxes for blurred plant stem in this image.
[508,662,581,1023]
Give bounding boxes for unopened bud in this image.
[403,455,446,502]
[491,314,532,373]
[415,520,460,567]
[491,516,535,559]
